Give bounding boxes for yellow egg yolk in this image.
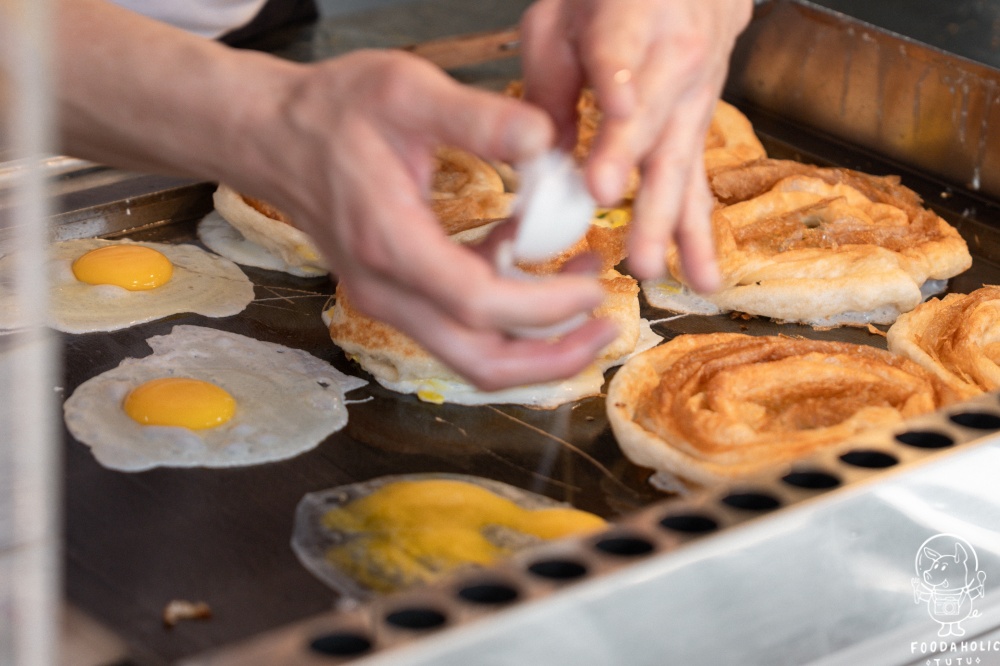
[123,377,236,430]
[593,207,631,229]
[321,479,606,593]
[416,380,447,404]
[72,245,174,291]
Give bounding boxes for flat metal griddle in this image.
[60,122,1000,665]
[55,2,1000,664]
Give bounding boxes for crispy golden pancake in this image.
[515,208,631,276]
[430,146,514,242]
[327,267,657,408]
[242,196,293,225]
[212,147,512,270]
[703,100,768,172]
[887,285,1000,398]
[607,332,963,486]
[646,159,972,326]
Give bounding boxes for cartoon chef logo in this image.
[912,534,986,637]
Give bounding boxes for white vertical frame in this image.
[1,1,60,665]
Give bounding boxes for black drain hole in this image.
[895,430,954,449]
[457,582,519,605]
[659,513,719,534]
[839,449,899,469]
[527,559,589,580]
[950,411,1000,431]
[384,608,447,631]
[782,470,842,490]
[721,492,781,511]
[594,535,655,557]
[309,632,373,657]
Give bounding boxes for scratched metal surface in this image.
[56,1,1000,664]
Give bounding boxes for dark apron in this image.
[220,0,318,47]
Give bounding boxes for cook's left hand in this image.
[519,0,754,291]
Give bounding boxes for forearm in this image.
[54,0,302,185]
[52,2,615,389]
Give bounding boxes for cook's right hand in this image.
[519,0,754,291]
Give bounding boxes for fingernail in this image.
[594,160,627,204]
[692,257,721,294]
[636,248,667,280]
[610,69,637,117]
[593,317,621,349]
[563,251,602,276]
[507,114,552,159]
[585,281,607,308]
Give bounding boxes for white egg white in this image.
[0,238,256,333]
[63,325,367,471]
[641,277,724,317]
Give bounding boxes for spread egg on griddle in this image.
[0,238,255,333]
[292,475,605,597]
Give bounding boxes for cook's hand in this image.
[242,51,618,390]
[56,2,618,391]
[519,0,754,291]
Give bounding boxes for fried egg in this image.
[0,238,255,333]
[63,325,367,471]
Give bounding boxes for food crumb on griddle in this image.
[162,600,212,628]
[867,324,888,338]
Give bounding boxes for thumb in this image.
[400,57,556,163]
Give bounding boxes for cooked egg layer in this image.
[63,325,367,471]
[123,377,236,430]
[592,206,631,229]
[316,478,605,594]
[71,244,174,291]
[0,238,255,334]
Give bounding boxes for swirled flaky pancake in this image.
[887,285,1000,398]
[514,207,631,277]
[645,159,972,326]
[206,148,512,273]
[607,332,963,485]
[703,101,768,172]
[211,184,329,276]
[430,146,514,243]
[327,268,659,408]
